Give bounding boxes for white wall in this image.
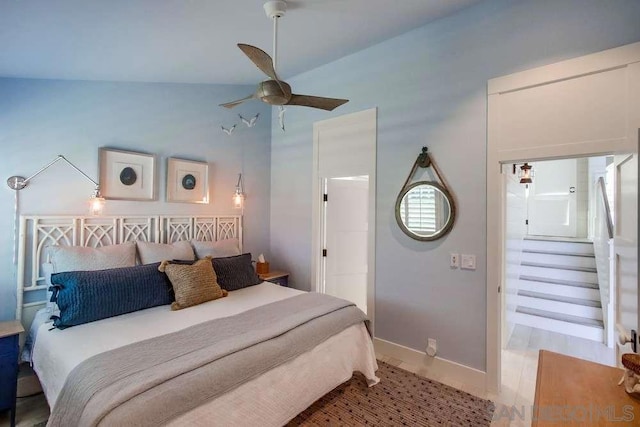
[0,78,272,320]
[588,156,609,238]
[576,158,589,238]
[504,167,527,344]
[270,0,640,371]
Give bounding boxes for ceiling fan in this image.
[220,0,348,112]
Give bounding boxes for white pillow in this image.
[191,238,241,259]
[49,242,137,273]
[136,240,195,265]
[42,262,57,314]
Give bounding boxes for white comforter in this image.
[33,282,378,426]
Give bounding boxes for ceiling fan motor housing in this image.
[258,80,291,105]
[264,1,287,19]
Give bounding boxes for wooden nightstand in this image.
[258,270,289,287]
[0,321,24,427]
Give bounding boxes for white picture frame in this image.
[166,158,209,204]
[99,148,157,201]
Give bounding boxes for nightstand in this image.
[258,270,289,287]
[0,321,24,427]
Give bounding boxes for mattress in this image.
[32,282,378,425]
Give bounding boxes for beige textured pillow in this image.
[137,240,195,265]
[158,257,227,311]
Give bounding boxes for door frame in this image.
[487,42,640,393]
[311,108,377,335]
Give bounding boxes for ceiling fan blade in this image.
[219,94,255,109]
[237,44,280,81]
[286,94,349,111]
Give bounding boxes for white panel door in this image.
[527,158,578,237]
[614,153,638,358]
[312,108,376,329]
[323,177,369,314]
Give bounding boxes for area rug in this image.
[33,362,494,427]
[287,361,494,426]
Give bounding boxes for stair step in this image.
[521,252,596,269]
[519,275,599,289]
[511,311,604,342]
[518,290,601,307]
[522,249,595,258]
[518,279,600,301]
[519,265,598,283]
[524,236,592,243]
[521,261,597,273]
[522,239,594,255]
[516,306,604,328]
[517,295,603,320]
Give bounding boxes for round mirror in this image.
[395,181,455,241]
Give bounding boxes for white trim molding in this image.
[488,41,640,95]
[374,338,486,397]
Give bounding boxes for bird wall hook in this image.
[221,124,237,135]
[239,113,260,128]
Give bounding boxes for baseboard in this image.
[374,338,486,396]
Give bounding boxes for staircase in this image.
[513,237,604,342]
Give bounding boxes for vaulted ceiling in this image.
[0,0,482,84]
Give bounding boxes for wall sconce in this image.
[233,173,245,210]
[7,155,105,215]
[519,163,533,184]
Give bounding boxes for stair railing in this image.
[593,176,614,347]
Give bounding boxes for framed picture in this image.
[166,158,209,204]
[99,148,157,201]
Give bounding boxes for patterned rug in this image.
[287,361,494,426]
[33,362,494,427]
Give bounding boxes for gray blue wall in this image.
[0,79,272,320]
[269,0,640,370]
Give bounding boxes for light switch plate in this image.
[450,253,459,268]
[461,254,476,270]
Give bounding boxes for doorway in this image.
[486,41,640,395]
[311,108,377,326]
[501,155,619,409]
[321,176,369,313]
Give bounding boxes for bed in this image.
[16,215,379,426]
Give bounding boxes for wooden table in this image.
[533,350,640,426]
[258,270,289,287]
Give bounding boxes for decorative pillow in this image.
[211,253,260,292]
[49,242,136,273]
[159,257,227,310]
[137,240,195,265]
[191,238,241,259]
[49,263,174,329]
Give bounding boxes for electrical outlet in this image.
[461,254,476,270]
[426,338,437,357]
[450,253,459,268]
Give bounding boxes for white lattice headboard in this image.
[16,215,242,329]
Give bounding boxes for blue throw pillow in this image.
[211,253,261,291]
[49,262,174,329]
